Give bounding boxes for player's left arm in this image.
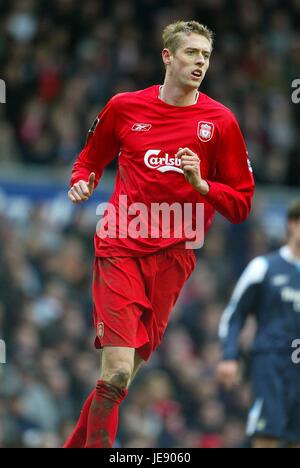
[179,115,255,224]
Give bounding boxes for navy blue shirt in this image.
[219,246,300,360]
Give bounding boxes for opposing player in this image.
[218,201,300,448]
[65,20,254,448]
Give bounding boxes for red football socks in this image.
[64,389,96,448]
[84,380,128,448]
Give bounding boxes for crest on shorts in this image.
[198,121,214,142]
[98,322,105,339]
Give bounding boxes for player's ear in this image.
[162,48,172,66]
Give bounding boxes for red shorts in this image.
[93,248,196,361]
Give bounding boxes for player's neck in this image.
[288,241,300,260]
[159,82,199,107]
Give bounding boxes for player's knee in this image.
[102,364,132,389]
[109,367,132,388]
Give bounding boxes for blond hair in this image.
[162,20,214,53]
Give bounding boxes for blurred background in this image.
[0,0,299,448]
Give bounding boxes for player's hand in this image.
[68,172,95,204]
[176,147,209,195]
[217,360,240,389]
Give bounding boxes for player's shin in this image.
[84,380,128,448]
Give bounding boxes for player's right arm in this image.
[217,256,268,388]
[68,96,120,204]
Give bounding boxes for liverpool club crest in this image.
[198,121,214,142]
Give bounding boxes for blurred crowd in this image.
[0,0,300,186]
[0,0,299,449]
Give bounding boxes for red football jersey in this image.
[71,85,255,257]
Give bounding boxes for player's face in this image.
[164,33,212,90]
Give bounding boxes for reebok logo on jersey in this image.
[144,150,184,174]
[132,123,152,132]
